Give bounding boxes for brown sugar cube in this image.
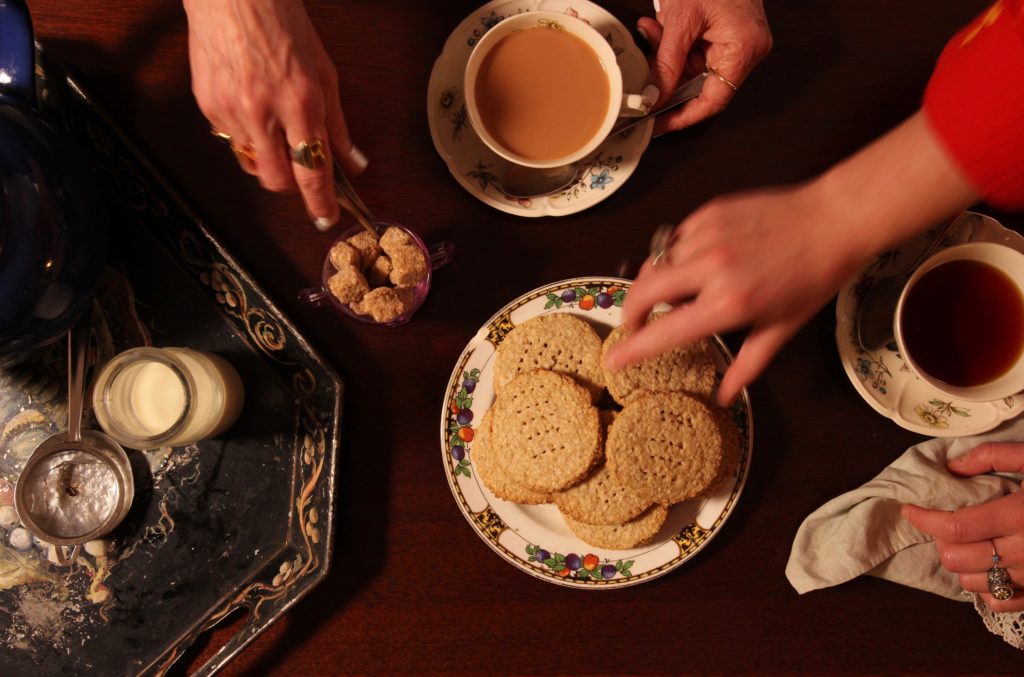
[380,226,413,253]
[388,245,428,287]
[346,230,382,270]
[366,255,393,286]
[327,264,369,304]
[348,298,367,316]
[395,286,418,308]
[359,286,406,323]
[328,241,361,271]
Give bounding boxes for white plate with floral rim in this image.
[440,278,753,588]
[836,211,1024,436]
[427,0,654,217]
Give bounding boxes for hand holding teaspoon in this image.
[500,72,709,199]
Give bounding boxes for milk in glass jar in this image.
[91,347,244,450]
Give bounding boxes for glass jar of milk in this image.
[91,347,244,450]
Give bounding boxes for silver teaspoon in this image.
[500,72,709,200]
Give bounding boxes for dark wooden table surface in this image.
[27,0,1024,674]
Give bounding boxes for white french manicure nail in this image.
[636,25,648,43]
[642,83,661,103]
[314,216,335,232]
[350,145,369,171]
[653,0,661,13]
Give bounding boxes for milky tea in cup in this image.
[895,242,1024,401]
[464,11,652,169]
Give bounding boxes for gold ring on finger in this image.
[210,128,257,173]
[231,143,257,173]
[705,64,739,92]
[290,138,328,169]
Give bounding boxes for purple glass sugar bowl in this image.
[298,221,453,326]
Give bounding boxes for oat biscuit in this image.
[554,461,652,525]
[701,407,742,497]
[563,504,668,550]
[491,370,602,493]
[493,313,606,402]
[473,410,550,505]
[601,316,717,405]
[606,391,723,505]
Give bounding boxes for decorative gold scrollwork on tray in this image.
[177,231,293,363]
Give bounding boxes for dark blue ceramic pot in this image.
[0,0,108,365]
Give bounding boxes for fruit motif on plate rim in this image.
[526,544,634,580]
[545,284,625,311]
[448,368,480,477]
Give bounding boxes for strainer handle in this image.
[54,544,81,566]
[66,306,91,443]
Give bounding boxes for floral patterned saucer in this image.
[441,278,753,588]
[427,0,654,217]
[835,211,1024,436]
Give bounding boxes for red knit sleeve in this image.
[923,0,1024,210]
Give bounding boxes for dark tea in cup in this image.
[895,242,1024,401]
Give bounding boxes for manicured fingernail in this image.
[642,83,661,103]
[314,216,336,232]
[653,0,662,12]
[636,25,648,43]
[350,145,369,171]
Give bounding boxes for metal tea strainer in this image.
[14,309,134,564]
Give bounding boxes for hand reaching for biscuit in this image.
[605,181,857,407]
[901,442,1024,612]
[603,111,978,406]
[639,0,772,134]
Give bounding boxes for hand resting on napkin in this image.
[782,417,1024,602]
[786,418,1024,650]
[902,441,1024,613]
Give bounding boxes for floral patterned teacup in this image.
[463,10,652,169]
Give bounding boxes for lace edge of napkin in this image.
[969,592,1024,650]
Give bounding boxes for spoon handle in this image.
[611,71,708,137]
[66,305,91,443]
[907,217,958,274]
[332,160,378,236]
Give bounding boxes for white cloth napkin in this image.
[785,417,1024,648]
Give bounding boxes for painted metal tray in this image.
[0,46,341,675]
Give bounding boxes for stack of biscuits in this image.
[474,312,741,550]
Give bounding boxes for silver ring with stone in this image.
[989,541,1015,601]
